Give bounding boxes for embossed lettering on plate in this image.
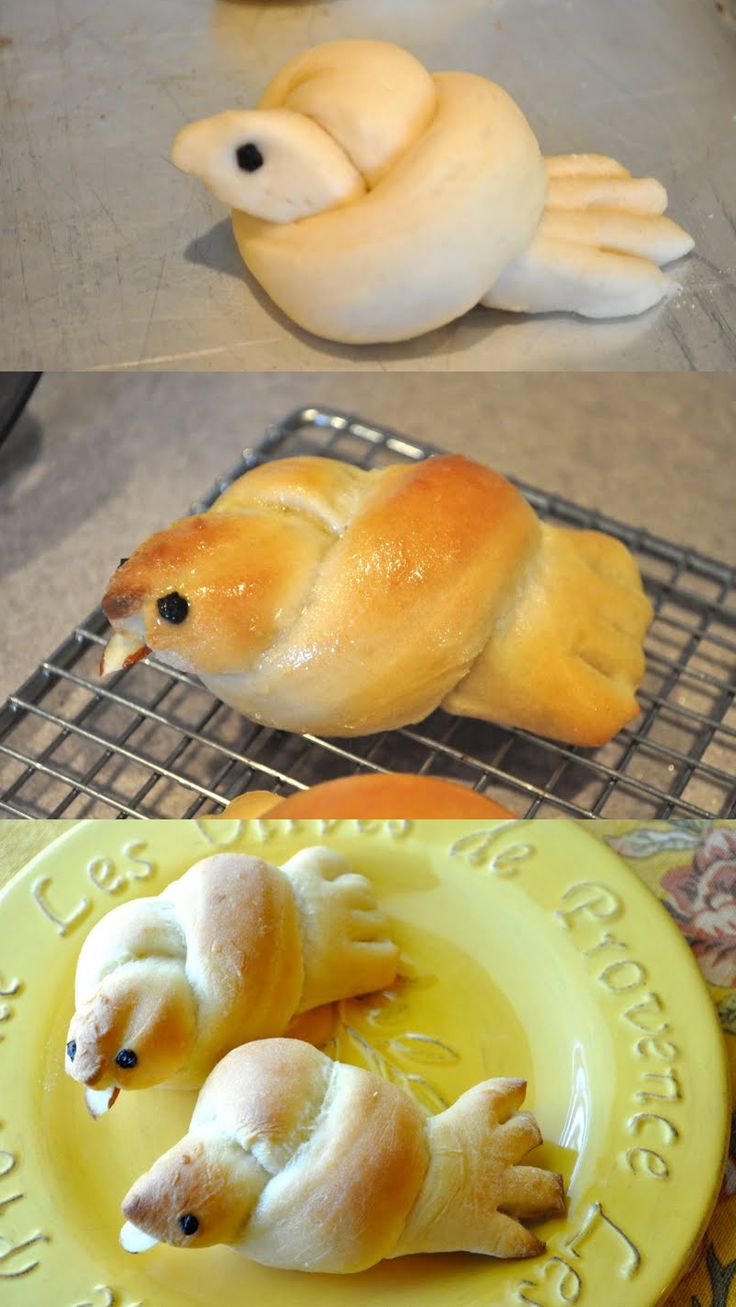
[449,828,534,874]
[0,1148,22,1214]
[540,872,690,1300]
[0,1115,48,1281]
[87,842,156,895]
[31,842,157,935]
[243,818,412,841]
[514,1202,641,1303]
[0,973,21,1041]
[0,1230,49,1280]
[555,882,623,929]
[195,819,245,847]
[197,816,412,845]
[552,876,684,1212]
[31,877,90,936]
[72,1287,143,1307]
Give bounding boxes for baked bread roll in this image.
[171,40,693,343]
[101,453,652,747]
[65,849,397,1115]
[220,775,516,819]
[121,1038,565,1271]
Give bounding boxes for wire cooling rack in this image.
[0,406,734,820]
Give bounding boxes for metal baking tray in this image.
[0,406,734,820]
[1,0,734,372]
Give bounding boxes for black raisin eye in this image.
[66,1040,77,1062]
[179,1214,199,1236]
[117,556,129,569]
[236,142,264,173]
[115,1048,138,1069]
[157,592,189,624]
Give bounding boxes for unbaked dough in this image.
[172,40,693,343]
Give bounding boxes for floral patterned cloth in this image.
[594,821,736,1307]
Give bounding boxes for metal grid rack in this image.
[0,407,734,820]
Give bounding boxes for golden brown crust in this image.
[244,1060,428,1271]
[243,455,539,733]
[395,1078,565,1260]
[211,455,367,530]
[103,511,331,675]
[102,453,651,745]
[445,523,653,745]
[194,1038,332,1144]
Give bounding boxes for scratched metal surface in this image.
[1,0,735,372]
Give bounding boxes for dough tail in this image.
[482,152,693,319]
[483,234,673,318]
[393,1078,564,1260]
[283,847,399,1011]
[443,521,653,747]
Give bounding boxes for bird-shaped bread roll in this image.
[101,453,652,747]
[120,1039,565,1271]
[65,848,397,1115]
[171,40,693,343]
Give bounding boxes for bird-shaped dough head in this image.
[100,497,336,679]
[172,40,438,223]
[172,109,366,223]
[65,964,197,1114]
[122,1133,266,1252]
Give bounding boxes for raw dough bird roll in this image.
[172,40,693,342]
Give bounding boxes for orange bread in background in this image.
[219,774,515,819]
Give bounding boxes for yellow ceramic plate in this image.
[0,819,729,1307]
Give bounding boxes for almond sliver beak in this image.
[100,632,151,676]
[120,1221,160,1254]
[85,1084,120,1117]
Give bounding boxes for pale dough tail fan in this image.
[483,153,693,319]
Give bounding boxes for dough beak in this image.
[100,631,151,676]
[85,1084,121,1117]
[172,120,203,177]
[120,1221,160,1254]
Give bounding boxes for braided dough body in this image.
[172,41,693,343]
[66,849,397,1101]
[102,454,653,747]
[236,65,546,343]
[121,1039,565,1271]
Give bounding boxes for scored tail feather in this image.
[392,1077,565,1260]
